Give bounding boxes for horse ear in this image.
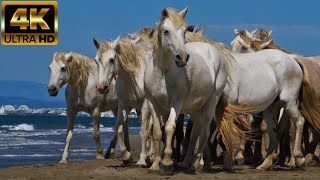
[149,29,155,38]
[251,29,258,35]
[93,38,100,49]
[65,52,73,62]
[267,30,272,37]
[179,6,189,19]
[126,33,135,39]
[160,8,169,21]
[131,37,141,44]
[245,29,252,38]
[112,36,121,51]
[187,25,195,32]
[259,39,272,49]
[234,29,239,35]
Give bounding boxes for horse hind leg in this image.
[181,119,193,161]
[179,113,200,169]
[257,102,281,170]
[105,134,117,159]
[105,108,118,159]
[191,94,220,172]
[92,108,104,159]
[282,96,306,167]
[235,138,246,165]
[174,114,185,163]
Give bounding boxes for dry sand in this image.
[1,135,320,180]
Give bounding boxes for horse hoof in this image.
[59,160,68,164]
[202,165,213,173]
[178,161,191,169]
[235,158,244,165]
[148,166,160,174]
[253,158,264,167]
[223,167,234,172]
[295,157,305,167]
[184,166,196,175]
[256,164,271,171]
[135,164,147,168]
[96,154,104,160]
[122,157,133,166]
[104,152,115,159]
[305,154,319,166]
[145,156,153,168]
[160,164,174,176]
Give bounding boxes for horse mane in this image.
[54,52,94,87]
[116,38,148,76]
[250,38,296,54]
[249,29,297,54]
[236,30,252,44]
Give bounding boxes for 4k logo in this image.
[1,1,58,45]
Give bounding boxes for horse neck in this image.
[153,48,174,73]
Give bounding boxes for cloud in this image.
[206,24,320,38]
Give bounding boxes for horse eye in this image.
[164,30,169,35]
[61,67,66,72]
[110,58,114,64]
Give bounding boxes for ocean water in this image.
[0,114,141,169]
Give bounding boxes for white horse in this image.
[94,36,156,167]
[143,7,236,174]
[231,29,320,166]
[48,52,119,163]
[221,30,307,170]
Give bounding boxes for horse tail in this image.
[219,103,261,163]
[293,56,320,133]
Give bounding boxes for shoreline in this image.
[1,135,320,179]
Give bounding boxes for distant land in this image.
[0,80,66,108]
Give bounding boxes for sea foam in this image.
[1,123,35,131]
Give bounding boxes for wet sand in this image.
[1,135,320,180]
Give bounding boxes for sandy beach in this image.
[0,135,320,180]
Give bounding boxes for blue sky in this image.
[0,0,320,83]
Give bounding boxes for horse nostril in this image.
[186,54,190,62]
[104,86,109,90]
[48,86,57,92]
[176,55,181,60]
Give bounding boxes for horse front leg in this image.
[285,102,306,167]
[92,108,103,159]
[160,106,180,175]
[60,107,76,163]
[116,105,132,164]
[136,106,149,167]
[145,100,162,171]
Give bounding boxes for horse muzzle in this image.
[96,84,109,94]
[48,86,59,96]
[175,54,190,67]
